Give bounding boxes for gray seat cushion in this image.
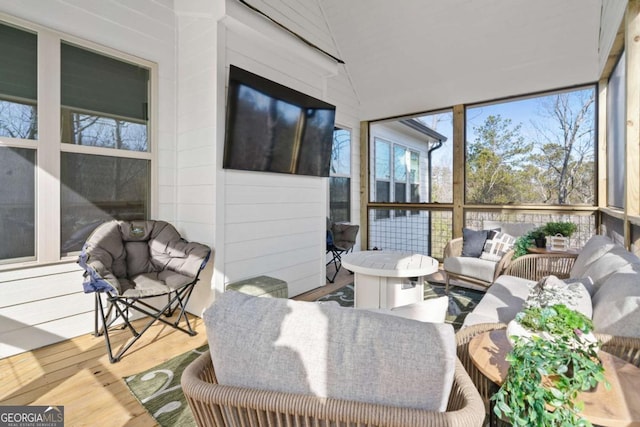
[82,220,210,296]
[462,275,534,327]
[204,291,457,411]
[444,256,497,283]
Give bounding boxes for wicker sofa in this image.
[456,234,640,407]
[182,291,486,427]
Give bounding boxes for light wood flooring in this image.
[0,267,353,427]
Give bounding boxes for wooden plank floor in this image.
[0,268,353,427]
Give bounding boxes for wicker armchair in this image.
[503,252,578,281]
[181,350,486,427]
[443,237,514,292]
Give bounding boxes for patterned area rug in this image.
[125,344,208,427]
[316,282,484,330]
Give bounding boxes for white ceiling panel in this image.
[319,0,603,120]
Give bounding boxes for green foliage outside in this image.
[466,92,595,206]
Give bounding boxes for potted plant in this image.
[530,228,547,248]
[493,304,606,426]
[542,221,577,237]
[512,227,546,258]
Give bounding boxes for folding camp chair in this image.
[78,220,212,363]
[326,218,359,283]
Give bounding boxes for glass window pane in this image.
[60,153,149,255]
[0,147,35,261]
[375,139,390,180]
[394,146,407,181]
[61,43,149,151]
[607,52,625,209]
[331,128,351,176]
[466,87,595,205]
[0,22,37,140]
[410,152,419,184]
[329,176,350,222]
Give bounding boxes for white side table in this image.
[341,251,438,309]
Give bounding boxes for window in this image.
[0,22,37,263]
[329,128,351,222]
[60,43,150,255]
[0,19,153,265]
[607,52,625,209]
[465,86,596,205]
[0,147,36,261]
[0,23,37,140]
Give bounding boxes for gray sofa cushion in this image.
[204,291,457,411]
[578,244,640,293]
[462,275,533,327]
[443,256,497,283]
[592,265,640,338]
[570,235,620,280]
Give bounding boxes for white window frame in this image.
[0,14,157,270]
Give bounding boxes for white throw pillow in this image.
[388,296,449,323]
[480,231,515,262]
[525,275,592,318]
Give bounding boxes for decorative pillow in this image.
[204,291,457,411]
[480,231,515,262]
[525,275,592,318]
[565,276,595,297]
[461,228,489,257]
[385,296,449,323]
[592,266,640,338]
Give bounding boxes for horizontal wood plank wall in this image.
[219,1,360,297]
[0,0,177,358]
[0,264,91,358]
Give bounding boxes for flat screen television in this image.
[223,65,336,177]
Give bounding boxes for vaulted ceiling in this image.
[319,0,605,120]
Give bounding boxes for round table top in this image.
[468,329,640,427]
[341,251,438,278]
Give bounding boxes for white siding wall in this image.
[213,0,354,298]
[0,0,362,358]
[0,0,178,359]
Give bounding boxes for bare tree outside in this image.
[529,91,595,204]
[465,87,595,205]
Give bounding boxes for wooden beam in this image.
[452,104,465,238]
[359,120,369,250]
[598,79,608,215]
[626,0,640,248]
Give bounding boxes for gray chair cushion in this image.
[82,220,210,296]
[443,256,497,283]
[204,291,457,411]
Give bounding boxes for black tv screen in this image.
[223,65,336,177]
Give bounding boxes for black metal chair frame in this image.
[326,243,354,283]
[94,269,204,363]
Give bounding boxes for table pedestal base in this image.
[354,273,424,309]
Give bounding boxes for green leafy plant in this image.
[493,305,607,426]
[512,227,545,258]
[542,221,577,237]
